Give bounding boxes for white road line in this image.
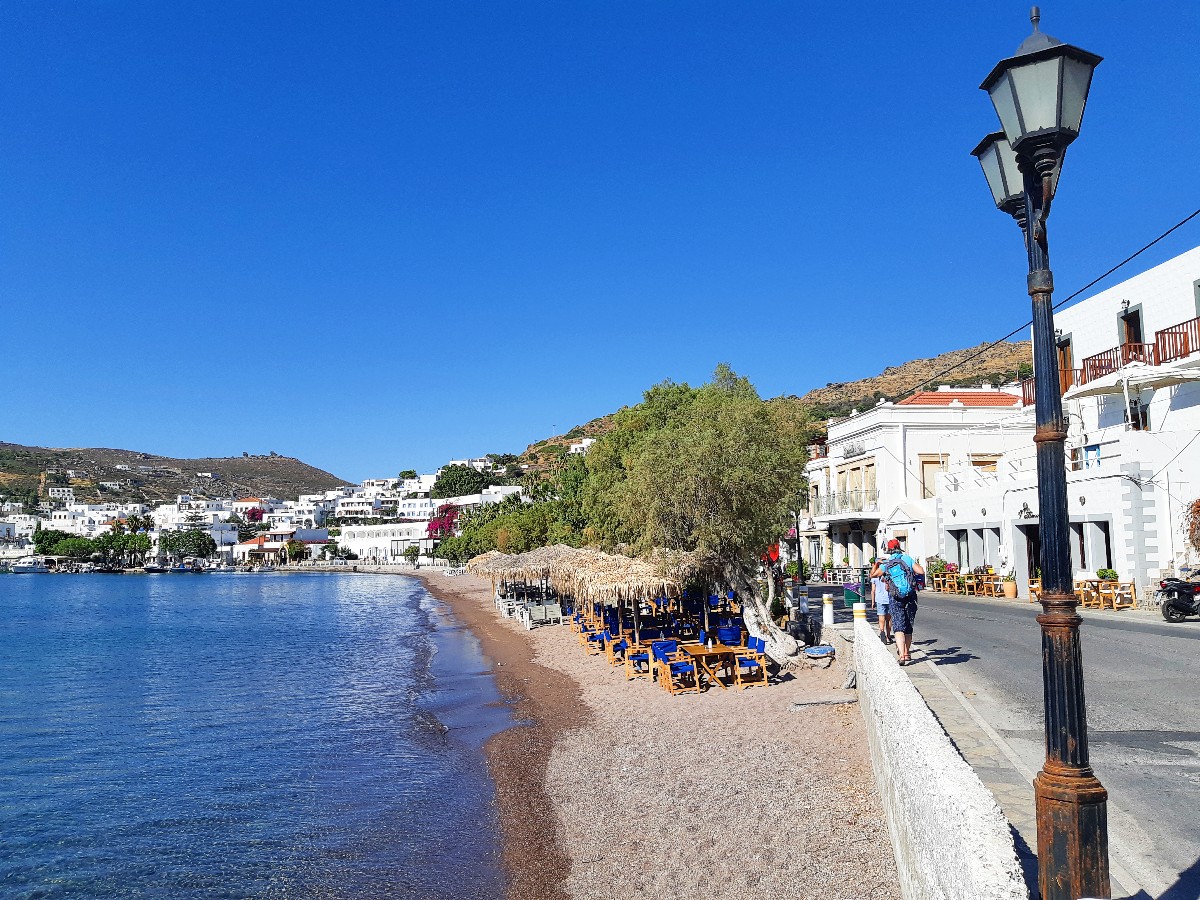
[918,654,1147,898]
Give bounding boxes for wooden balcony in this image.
[1156,316,1200,364]
[1081,343,1157,383]
[1019,368,1080,406]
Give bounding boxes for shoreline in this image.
[414,571,584,900]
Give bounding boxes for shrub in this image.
[1097,568,1118,581]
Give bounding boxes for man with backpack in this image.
[870,539,924,666]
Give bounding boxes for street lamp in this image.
[974,8,1107,900]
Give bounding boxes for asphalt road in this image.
[907,592,1200,899]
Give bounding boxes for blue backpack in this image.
[881,554,917,601]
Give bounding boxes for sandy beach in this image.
[418,572,898,900]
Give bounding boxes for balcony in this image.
[1019,368,1081,406]
[1156,316,1200,364]
[1081,342,1157,383]
[812,489,880,518]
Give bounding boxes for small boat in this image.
[256,564,276,573]
[11,556,51,574]
[143,562,168,573]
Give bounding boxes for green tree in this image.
[397,469,418,480]
[161,529,217,560]
[50,536,97,559]
[431,465,493,499]
[284,539,308,563]
[33,529,75,555]
[403,544,420,566]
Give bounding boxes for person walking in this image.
[870,539,924,666]
[872,567,893,644]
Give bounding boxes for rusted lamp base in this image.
[1035,769,1110,900]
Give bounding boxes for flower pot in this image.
[1002,581,1018,599]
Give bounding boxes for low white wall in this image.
[854,617,1029,900]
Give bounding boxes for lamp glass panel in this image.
[1059,56,1094,133]
[995,139,1022,200]
[978,144,1006,206]
[1008,57,1062,134]
[987,70,1022,141]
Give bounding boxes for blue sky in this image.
[3,1,1198,481]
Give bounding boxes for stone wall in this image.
[853,617,1029,900]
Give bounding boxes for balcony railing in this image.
[1019,368,1080,406]
[812,489,880,517]
[1156,316,1200,364]
[1081,342,1157,383]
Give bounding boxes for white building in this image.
[336,522,430,562]
[938,245,1200,596]
[802,386,1033,572]
[569,437,597,454]
[47,487,75,502]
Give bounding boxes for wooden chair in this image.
[979,576,996,598]
[735,637,768,690]
[1074,582,1100,609]
[604,636,628,666]
[1113,581,1138,610]
[624,644,651,680]
[651,640,699,695]
[1028,578,1042,603]
[962,574,978,596]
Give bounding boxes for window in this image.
[1096,521,1112,570]
[1121,308,1143,345]
[919,455,946,499]
[1057,337,1074,372]
[1126,400,1149,431]
[969,455,1000,474]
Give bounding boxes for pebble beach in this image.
[418,572,899,900]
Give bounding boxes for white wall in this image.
[854,616,1029,900]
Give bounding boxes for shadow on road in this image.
[913,637,979,666]
[1156,854,1200,900]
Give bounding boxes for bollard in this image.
[852,601,867,621]
[822,593,834,627]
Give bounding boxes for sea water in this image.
[0,573,511,899]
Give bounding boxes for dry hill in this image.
[512,341,1033,467]
[0,442,350,508]
[794,340,1033,417]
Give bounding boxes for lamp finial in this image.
[1030,6,1041,32]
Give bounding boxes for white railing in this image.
[939,437,1124,493]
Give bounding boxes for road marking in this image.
[918,654,1147,898]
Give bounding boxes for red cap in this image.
[886,538,901,551]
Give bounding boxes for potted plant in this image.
[1097,568,1119,582]
[1002,573,1018,598]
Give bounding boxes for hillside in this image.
[793,340,1033,418]
[512,341,1033,467]
[0,443,351,508]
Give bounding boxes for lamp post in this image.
[973,8,1108,900]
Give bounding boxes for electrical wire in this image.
[812,205,1200,433]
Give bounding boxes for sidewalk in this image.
[820,587,1152,900]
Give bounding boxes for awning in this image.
[1062,361,1200,401]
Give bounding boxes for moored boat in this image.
[11,556,51,574]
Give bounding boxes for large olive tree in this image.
[585,365,812,662]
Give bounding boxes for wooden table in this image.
[680,642,739,691]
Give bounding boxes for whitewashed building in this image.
[802,386,1033,573]
[938,245,1200,596]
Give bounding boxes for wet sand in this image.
[416,571,898,900]
[416,571,584,900]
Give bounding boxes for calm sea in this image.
[0,572,512,899]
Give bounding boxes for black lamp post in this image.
[974,8,1108,900]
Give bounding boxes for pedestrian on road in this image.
[870,539,923,666]
[872,568,893,644]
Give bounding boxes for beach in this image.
[417,572,899,900]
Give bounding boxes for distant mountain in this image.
[509,341,1034,467]
[0,442,351,508]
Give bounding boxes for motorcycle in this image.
[1159,577,1200,622]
